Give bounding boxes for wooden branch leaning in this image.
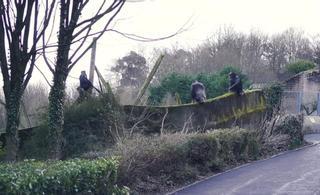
[134,54,165,105]
[94,65,113,95]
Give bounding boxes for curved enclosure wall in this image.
[124,90,266,134]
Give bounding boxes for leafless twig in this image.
[160,108,169,136]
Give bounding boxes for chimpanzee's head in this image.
[81,70,87,77]
[229,72,236,78]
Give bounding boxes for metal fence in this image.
[281,91,320,115]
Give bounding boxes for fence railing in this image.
[282,91,320,115]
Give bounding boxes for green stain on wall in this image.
[124,89,266,132]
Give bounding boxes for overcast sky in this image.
[32,0,320,87]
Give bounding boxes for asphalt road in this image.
[171,134,320,195]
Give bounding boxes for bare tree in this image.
[0,0,56,161]
[311,35,320,69]
[151,27,317,84]
[44,0,126,159]
[241,31,268,82]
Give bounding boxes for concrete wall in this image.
[124,90,266,134]
[282,69,320,114]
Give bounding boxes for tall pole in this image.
[89,38,97,84]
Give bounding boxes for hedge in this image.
[285,60,316,74]
[0,158,128,195]
[148,65,251,105]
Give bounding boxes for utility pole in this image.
[89,38,97,84]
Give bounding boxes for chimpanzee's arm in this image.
[229,76,240,90]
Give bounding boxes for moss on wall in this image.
[124,90,266,133]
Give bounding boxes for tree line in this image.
[153,27,319,84]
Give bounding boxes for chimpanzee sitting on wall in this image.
[191,80,207,104]
[228,72,244,96]
[79,71,93,91]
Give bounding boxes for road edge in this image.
[167,141,319,195]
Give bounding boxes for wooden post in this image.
[89,38,97,84]
[134,54,165,105]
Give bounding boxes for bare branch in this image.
[74,0,111,29]
[106,28,187,42]
[22,0,34,52]
[42,34,55,73]
[69,24,92,61]
[42,1,58,74]
[72,0,117,39]
[160,108,169,136]
[22,0,39,91]
[68,0,125,71]
[72,14,192,44]
[34,64,52,87]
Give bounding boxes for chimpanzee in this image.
[228,72,244,96]
[191,80,207,104]
[79,71,93,91]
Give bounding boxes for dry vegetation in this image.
[114,129,259,194]
[81,116,304,194]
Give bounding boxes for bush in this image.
[273,114,304,149]
[263,82,284,120]
[20,93,124,159]
[0,158,128,195]
[286,60,316,74]
[63,93,124,158]
[19,125,51,160]
[148,66,251,105]
[116,128,260,193]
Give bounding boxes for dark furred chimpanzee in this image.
[79,71,93,91]
[229,72,244,96]
[191,80,207,104]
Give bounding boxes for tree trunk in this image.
[48,70,67,159]
[4,90,23,161]
[47,29,70,159]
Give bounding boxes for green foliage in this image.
[149,73,193,104]
[148,66,251,105]
[63,93,124,158]
[21,93,124,159]
[186,134,219,165]
[111,51,148,88]
[273,114,304,149]
[286,60,316,74]
[0,158,129,195]
[20,125,51,160]
[263,82,284,120]
[212,129,259,163]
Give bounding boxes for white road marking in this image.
[226,175,263,195]
[274,169,320,194]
